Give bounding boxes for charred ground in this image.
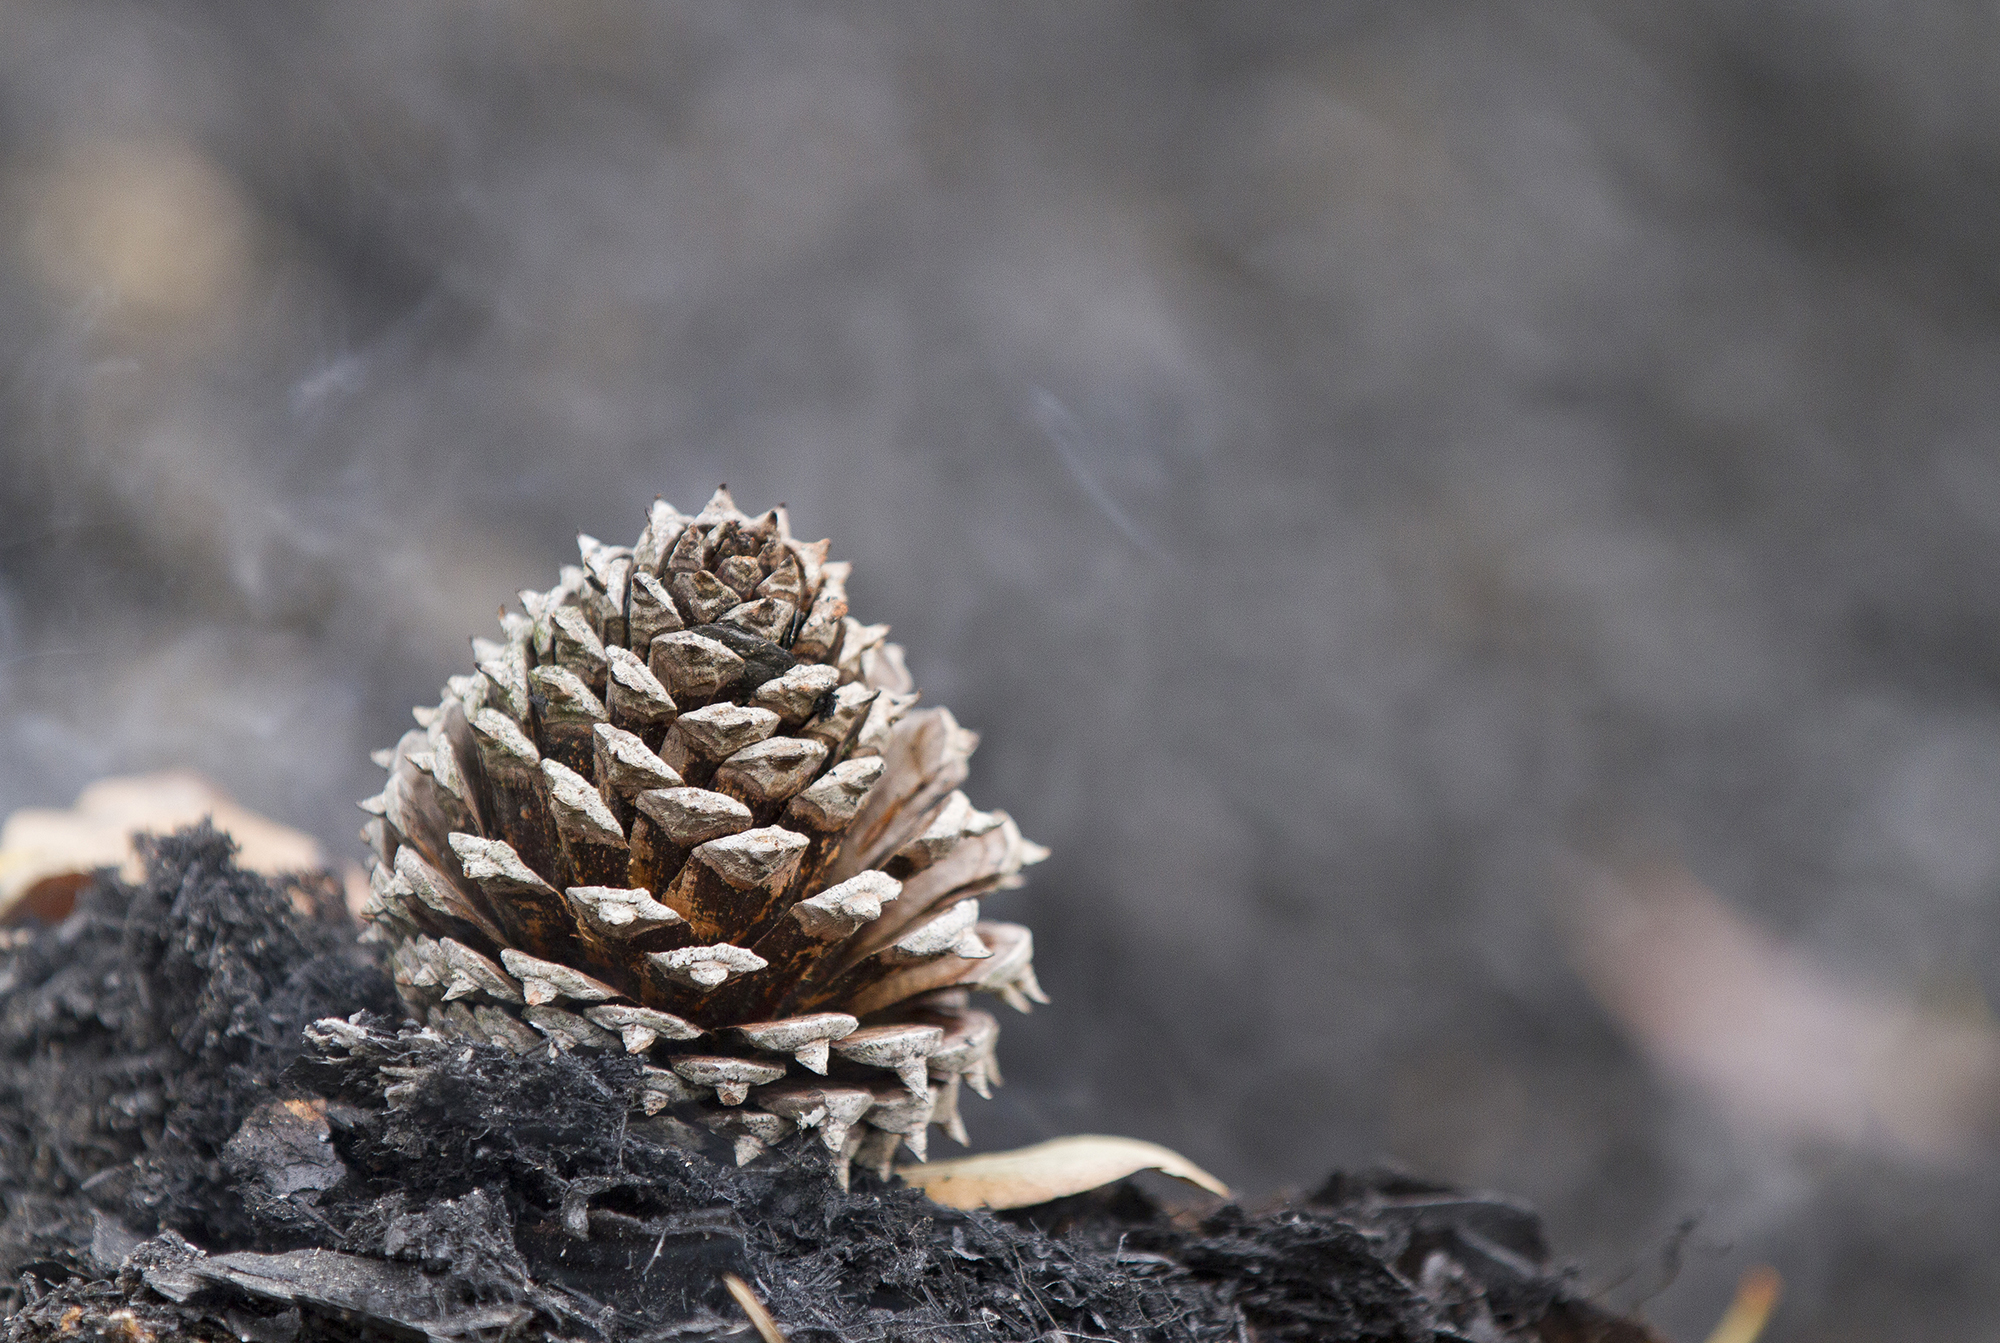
[0,829,1649,1342]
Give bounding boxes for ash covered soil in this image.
[0,829,1651,1342]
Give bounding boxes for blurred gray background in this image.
[4,3,1999,1339]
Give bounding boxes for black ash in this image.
[0,830,1649,1342]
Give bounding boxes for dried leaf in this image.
[0,771,356,923]
[899,1134,1229,1210]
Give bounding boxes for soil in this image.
[0,828,1657,1342]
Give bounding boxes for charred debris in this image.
[0,829,1653,1342]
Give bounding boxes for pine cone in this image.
[360,487,1048,1182]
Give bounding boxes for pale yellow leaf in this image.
[898,1134,1229,1210]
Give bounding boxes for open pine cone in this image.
[360,487,1047,1181]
